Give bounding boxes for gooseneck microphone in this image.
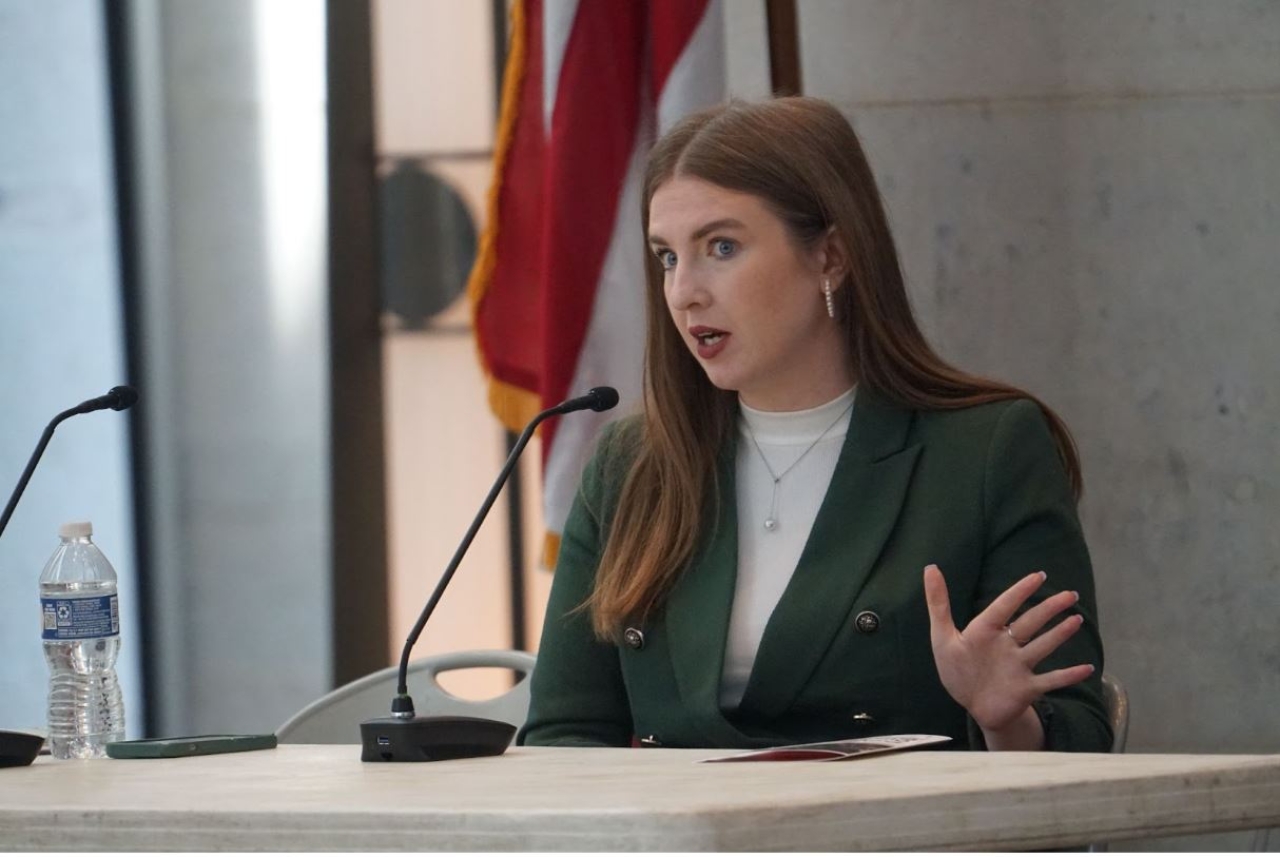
[0,386,139,542]
[360,385,619,762]
[0,385,138,769]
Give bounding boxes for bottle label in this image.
[40,595,120,640]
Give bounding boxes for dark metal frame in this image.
[766,0,802,95]
[327,0,392,686]
[102,0,158,738]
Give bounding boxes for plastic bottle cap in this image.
[58,521,93,539]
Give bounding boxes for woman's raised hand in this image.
[923,564,1095,747]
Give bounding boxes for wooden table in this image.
[2,745,1279,850]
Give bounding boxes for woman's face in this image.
[647,176,852,411]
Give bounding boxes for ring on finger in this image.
[1005,624,1030,646]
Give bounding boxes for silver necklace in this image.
[742,400,854,532]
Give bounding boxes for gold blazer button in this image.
[623,627,645,650]
[854,610,881,634]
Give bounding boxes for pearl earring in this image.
[823,279,835,319]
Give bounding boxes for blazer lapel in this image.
[664,439,757,746]
[738,390,921,720]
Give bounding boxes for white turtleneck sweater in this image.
[720,386,857,711]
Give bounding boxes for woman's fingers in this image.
[1020,612,1085,665]
[922,564,955,644]
[977,570,1047,630]
[1007,589,1080,645]
[1031,662,1096,695]
[925,563,1098,733]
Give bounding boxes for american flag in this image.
[469,0,726,565]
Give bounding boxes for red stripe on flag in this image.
[475,0,547,399]
[474,0,719,481]
[534,1,647,458]
[649,0,712,95]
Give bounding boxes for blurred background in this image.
[0,1,1276,849]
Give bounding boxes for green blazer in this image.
[519,392,1111,752]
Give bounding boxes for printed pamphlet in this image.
[701,733,951,762]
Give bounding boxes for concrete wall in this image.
[790,0,1279,848]
[0,0,143,737]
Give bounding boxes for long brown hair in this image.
[584,97,1081,639]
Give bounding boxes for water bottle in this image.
[38,521,125,759]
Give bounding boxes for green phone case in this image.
[105,733,278,759]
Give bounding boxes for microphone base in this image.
[359,715,515,763]
[0,730,44,768]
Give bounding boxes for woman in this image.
[519,96,1110,752]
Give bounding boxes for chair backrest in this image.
[1101,671,1129,754]
[276,649,536,745]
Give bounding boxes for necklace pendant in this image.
[763,517,777,531]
